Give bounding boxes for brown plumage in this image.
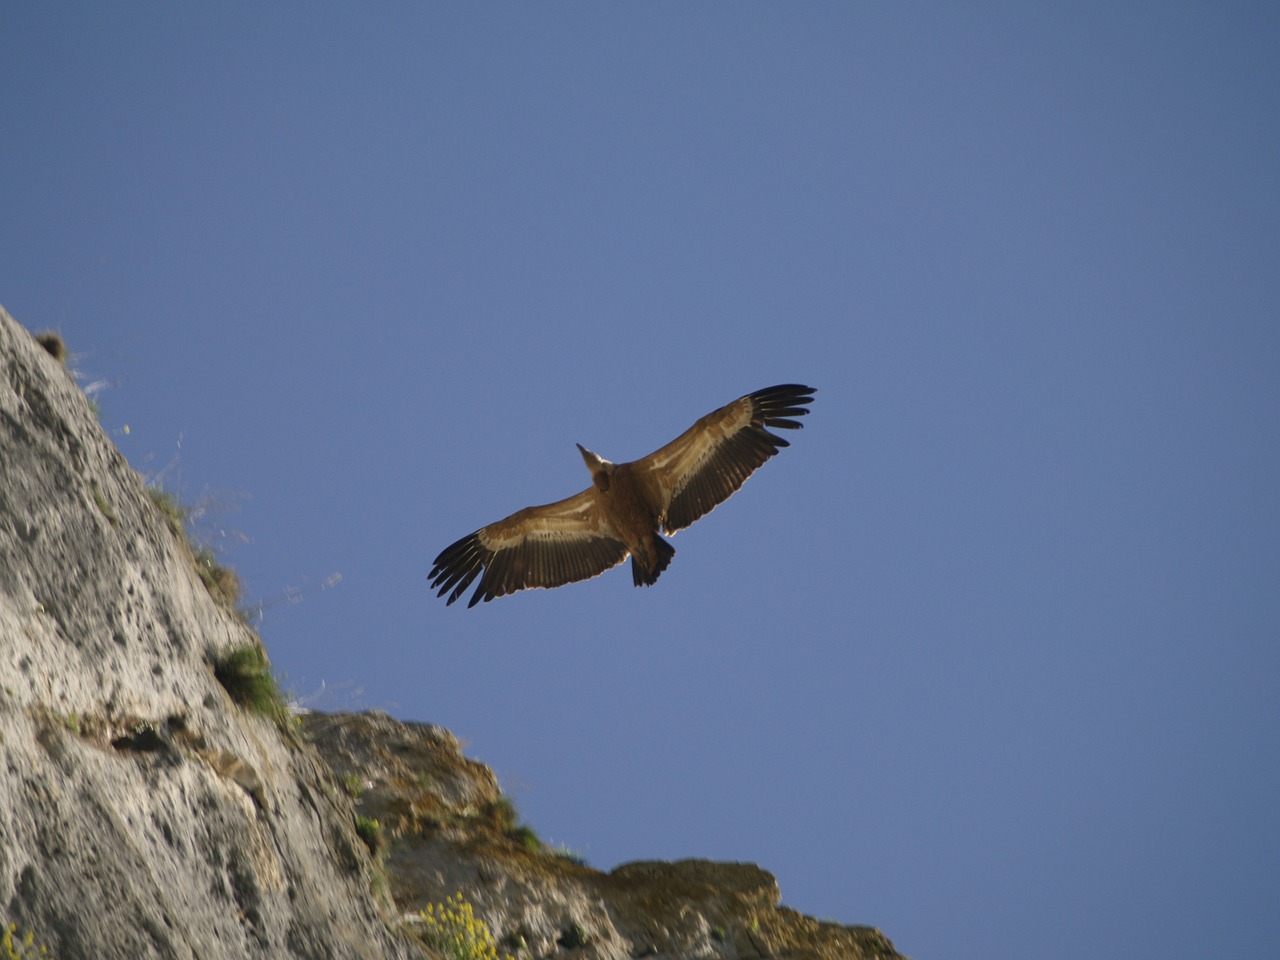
[428,384,815,607]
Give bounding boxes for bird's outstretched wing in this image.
[428,488,629,607]
[633,383,816,534]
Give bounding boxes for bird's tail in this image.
[632,536,675,587]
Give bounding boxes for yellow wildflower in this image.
[418,894,514,960]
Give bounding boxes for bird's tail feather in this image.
[632,536,675,587]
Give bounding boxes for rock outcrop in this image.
[1,307,423,958]
[0,305,902,960]
[305,710,902,960]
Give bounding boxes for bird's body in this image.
[429,384,815,607]
[577,453,674,587]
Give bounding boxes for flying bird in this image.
[428,383,816,607]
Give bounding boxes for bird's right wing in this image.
[632,384,815,534]
[428,488,629,607]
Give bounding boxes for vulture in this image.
[428,383,815,607]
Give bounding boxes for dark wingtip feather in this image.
[428,532,489,607]
[752,384,815,403]
[750,384,815,432]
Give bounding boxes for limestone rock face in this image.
[0,304,903,960]
[0,306,420,960]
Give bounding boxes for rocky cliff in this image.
[0,305,903,960]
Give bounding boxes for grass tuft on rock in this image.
[194,547,242,609]
[354,815,384,855]
[487,795,547,854]
[212,643,287,723]
[145,487,245,614]
[146,487,186,538]
[35,331,67,363]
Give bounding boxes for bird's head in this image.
[576,444,614,492]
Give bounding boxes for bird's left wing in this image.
[429,488,629,607]
[633,384,815,534]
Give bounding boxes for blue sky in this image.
[4,4,1278,958]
